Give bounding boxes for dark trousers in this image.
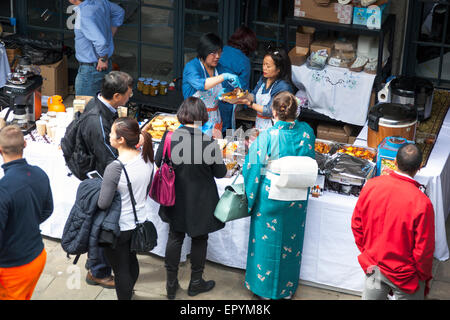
[103,230,139,300]
[165,228,208,282]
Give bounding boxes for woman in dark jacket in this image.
[155,97,227,300]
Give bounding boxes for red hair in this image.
[227,26,258,56]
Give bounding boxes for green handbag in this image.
[214,171,250,223]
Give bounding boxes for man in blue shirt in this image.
[70,0,125,97]
[0,125,53,299]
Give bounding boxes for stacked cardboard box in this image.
[317,123,358,144]
[289,26,316,66]
[294,0,353,25]
[33,55,69,98]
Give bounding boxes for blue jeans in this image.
[87,246,112,279]
[75,61,112,97]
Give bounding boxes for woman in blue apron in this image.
[237,47,294,131]
[182,33,241,138]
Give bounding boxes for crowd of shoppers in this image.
[0,24,437,301]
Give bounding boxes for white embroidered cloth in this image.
[292,64,376,125]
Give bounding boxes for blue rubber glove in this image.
[221,73,241,88]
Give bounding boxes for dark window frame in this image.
[402,0,450,88]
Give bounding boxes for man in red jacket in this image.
[352,143,435,300]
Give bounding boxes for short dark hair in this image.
[0,125,25,155]
[227,26,258,56]
[197,33,223,61]
[177,97,209,125]
[396,143,422,176]
[271,91,298,121]
[264,46,293,87]
[101,71,133,100]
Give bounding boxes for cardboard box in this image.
[317,123,357,143]
[294,0,353,25]
[35,55,68,98]
[6,48,22,68]
[353,3,390,29]
[74,95,94,112]
[289,47,309,66]
[310,40,334,56]
[296,26,315,48]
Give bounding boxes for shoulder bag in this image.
[149,131,176,206]
[118,160,158,253]
[214,169,250,223]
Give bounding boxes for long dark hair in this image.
[264,45,293,88]
[113,117,154,163]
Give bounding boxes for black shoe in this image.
[166,279,179,300]
[187,279,215,296]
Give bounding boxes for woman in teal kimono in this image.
[243,92,316,299]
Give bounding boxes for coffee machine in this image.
[2,74,42,133]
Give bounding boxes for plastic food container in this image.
[159,81,168,95]
[137,77,146,92]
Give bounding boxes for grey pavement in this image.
[31,217,450,300]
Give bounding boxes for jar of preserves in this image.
[142,81,151,95]
[159,81,168,95]
[150,81,159,96]
[137,77,146,92]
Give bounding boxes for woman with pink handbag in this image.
[154,97,227,300]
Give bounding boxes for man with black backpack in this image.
[61,70,134,288]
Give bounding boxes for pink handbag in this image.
[149,131,175,206]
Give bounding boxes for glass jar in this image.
[137,77,145,92]
[150,81,159,96]
[159,81,168,95]
[142,81,151,95]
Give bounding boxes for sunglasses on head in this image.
[264,43,281,55]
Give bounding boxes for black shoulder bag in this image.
[118,160,158,253]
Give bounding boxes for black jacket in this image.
[155,127,227,237]
[61,178,121,260]
[79,96,118,176]
[0,159,53,267]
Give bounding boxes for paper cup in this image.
[46,123,56,139]
[36,120,47,136]
[48,111,57,118]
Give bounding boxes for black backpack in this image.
[61,111,95,181]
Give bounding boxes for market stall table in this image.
[2,114,448,293]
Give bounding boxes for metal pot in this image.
[390,76,434,121]
[367,103,418,148]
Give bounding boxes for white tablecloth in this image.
[291,64,376,126]
[1,113,448,293]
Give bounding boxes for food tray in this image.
[335,144,377,162]
[219,88,250,104]
[140,112,180,142]
[315,138,339,155]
